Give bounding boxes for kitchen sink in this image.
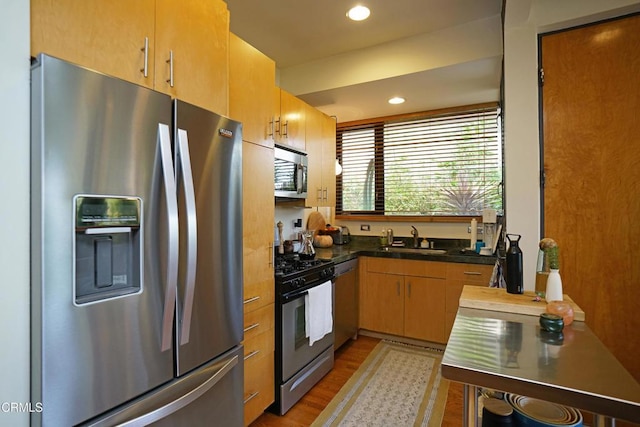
[378,247,448,255]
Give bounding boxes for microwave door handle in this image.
[296,163,303,194]
[158,123,179,352]
[177,129,198,345]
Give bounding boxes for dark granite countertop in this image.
[313,236,498,266]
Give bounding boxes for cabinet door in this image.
[359,272,403,336]
[155,0,229,114]
[405,277,446,343]
[278,89,306,151]
[307,108,337,207]
[305,105,324,205]
[31,0,155,88]
[445,263,493,339]
[229,33,275,148]
[242,143,275,314]
[320,113,337,207]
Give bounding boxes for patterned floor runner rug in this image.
[312,340,450,427]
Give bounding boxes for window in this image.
[336,105,502,217]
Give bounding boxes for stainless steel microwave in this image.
[275,145,307,199]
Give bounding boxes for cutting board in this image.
[459,286,585,321]
[306,211,327,237]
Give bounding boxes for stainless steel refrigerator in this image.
[30,54,244,426]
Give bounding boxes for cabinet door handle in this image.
[323,187,328,201]
[408,282,412,298]
[244,323,260,333]
[268,243,273,267]
[166,50,174,87]
[243,296,260,305]
[244,349,261,361]
[274,118,281,136]
[396,282,401,296]
[464,271,482,276]
[244,391,260,404]
[282,120,288,138]
[268,117,275,139]
[140,37,149,77]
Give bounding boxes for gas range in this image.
[274,254,335,296]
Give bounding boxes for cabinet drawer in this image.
[446,263,493,283]
[243,303,274,341]
[243,277,274,314]
[244,348,274,426]
[243,327,274,362]
[367,257,446,278]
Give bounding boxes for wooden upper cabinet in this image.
[229,33,276,147]
[31,0,156,87]
[275,89,306,151]
[155,0,229,115]
[306,106,336,207]
[31,0,230,114]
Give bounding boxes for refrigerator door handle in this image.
[123,356,238,426]
[158,123,179,352]
[176,128,198,345]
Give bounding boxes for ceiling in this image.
[224,0,504,123]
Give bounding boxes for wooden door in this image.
[31,0,155,87]
[155,0,229,114]
[359,272,404,336]
[229,33,276,148]
[404,277,446,343]
[541,14,640,380]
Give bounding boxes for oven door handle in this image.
[281,289,308,304]
[281,278,335,304]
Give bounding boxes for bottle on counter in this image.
[380,229,388,246]
[506,234,523,294]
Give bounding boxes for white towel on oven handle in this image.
[305,280,333,346]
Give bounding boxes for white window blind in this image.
[336,106,503,216]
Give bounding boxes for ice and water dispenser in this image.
[74,196,142,305]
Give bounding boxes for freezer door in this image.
[173,100,244,375]
[31,55,175,426]
[81,346,244,427]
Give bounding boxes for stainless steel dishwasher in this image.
[334,258,358,349]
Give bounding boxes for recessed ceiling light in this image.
[388,97,405,105]
[347,5,370,21]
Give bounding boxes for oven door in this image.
[280,282,334,382]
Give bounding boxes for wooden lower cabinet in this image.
[359,271,404,336]
[359,257,492,344]
[445,263,494,339]
[359,257,447,343]
[242,140,275,424]
[404,276,446,343]
[243,326,275,426]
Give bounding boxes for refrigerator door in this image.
[173,100,244,375]
[31,55,175,425]
[80,345,244,427]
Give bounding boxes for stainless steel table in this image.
[441,307,640,426]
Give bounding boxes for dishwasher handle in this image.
[334,259,358,276]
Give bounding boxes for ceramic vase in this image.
[545,268,563,302]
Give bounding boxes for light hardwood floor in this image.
[249,336,464,426]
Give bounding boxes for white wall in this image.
[503,0,640,290]
[0,1,31,426]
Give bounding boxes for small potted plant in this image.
[542,240,563,302]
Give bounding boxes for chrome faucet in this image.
[411,226,419,248]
